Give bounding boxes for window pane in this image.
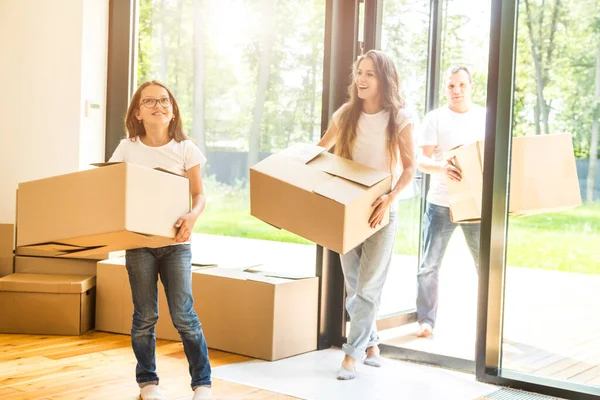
[378,0,492,363]
[137,0,326,275]
[502,0,600,389]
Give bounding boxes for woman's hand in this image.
[173,212,198,242]
[369,194,393,228]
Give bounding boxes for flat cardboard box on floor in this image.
[0,224,14,277]
[250,143,392,254]
[0,273,95,335]
[446,134,582,222]
[15,256,98,276]
[193,268,318,361]
[16,163,190,258]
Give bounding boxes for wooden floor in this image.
[0,331,296,400]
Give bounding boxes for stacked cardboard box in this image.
[15,256,97,276]
[0,224,14,277]
[0,162,190,336]
[0,273,95,335]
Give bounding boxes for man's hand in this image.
[444,156,462,182]
[173,212,198,243]
[369,194,393,229]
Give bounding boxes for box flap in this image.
[196,268,290,284]
[16,242,107,258]
[0,273,96,294]
[244,266,315,280]
[277,143,326,164]
[250,154,330,192]
[313,176,367,204]
[90,162,121,167]
[308,152,390,187]
[91,162,184,177]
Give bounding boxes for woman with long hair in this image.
[318,50,415,380]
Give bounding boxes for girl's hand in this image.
[173,212,197,242]
[369,194,393,228]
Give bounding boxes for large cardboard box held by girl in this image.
[15,163,190,258]
[445,134,582,222]
[250,143,392,254]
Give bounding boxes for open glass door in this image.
[371,0,492,370]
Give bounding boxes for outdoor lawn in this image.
[195,178,600,275]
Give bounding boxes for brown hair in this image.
[334,50,409,169]
[124,80,188,142]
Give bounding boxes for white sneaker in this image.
[140,384,166,400]
[193,385,212,400]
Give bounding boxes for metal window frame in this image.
[317,0,361,349]
[105,0,136,160]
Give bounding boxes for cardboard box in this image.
[250,143,392,254]
[96,259,318,360]
[193,268,318,361]
[95,257,205,340]
[0,273,95,335]
[15,256,98,276]
[16,163,190,258]
[446,134,582,222]
[0,224,14,277]
[95,258,132,335]
[15,247,116,261]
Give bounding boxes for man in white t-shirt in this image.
[415,66,486,337]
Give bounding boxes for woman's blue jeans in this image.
[340,212,398,360]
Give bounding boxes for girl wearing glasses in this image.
[109,81,212,400]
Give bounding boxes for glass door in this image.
[478,0,600,398]
[371,0,491,369]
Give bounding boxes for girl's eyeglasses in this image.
[140,98,172,108]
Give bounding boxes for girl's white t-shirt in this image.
[332,106,414,212]
[109,137,207,245]
[109,137,207,176]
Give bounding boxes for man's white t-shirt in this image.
[109,137,207,176]
[332,106,414,212]
[418,104,486,207]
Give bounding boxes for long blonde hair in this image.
[334,50,409,169]
[124,80,188,142]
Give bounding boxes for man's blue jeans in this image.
[125,244,211,389]
[417,202,480,328]
[340,211,398,360]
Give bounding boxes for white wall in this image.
[0,0,109,223]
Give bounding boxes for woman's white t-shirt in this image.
[109,137,207,176]
[332,106,414,212]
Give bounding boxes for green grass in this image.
[195,177,600,274]
[506,204,600,275]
